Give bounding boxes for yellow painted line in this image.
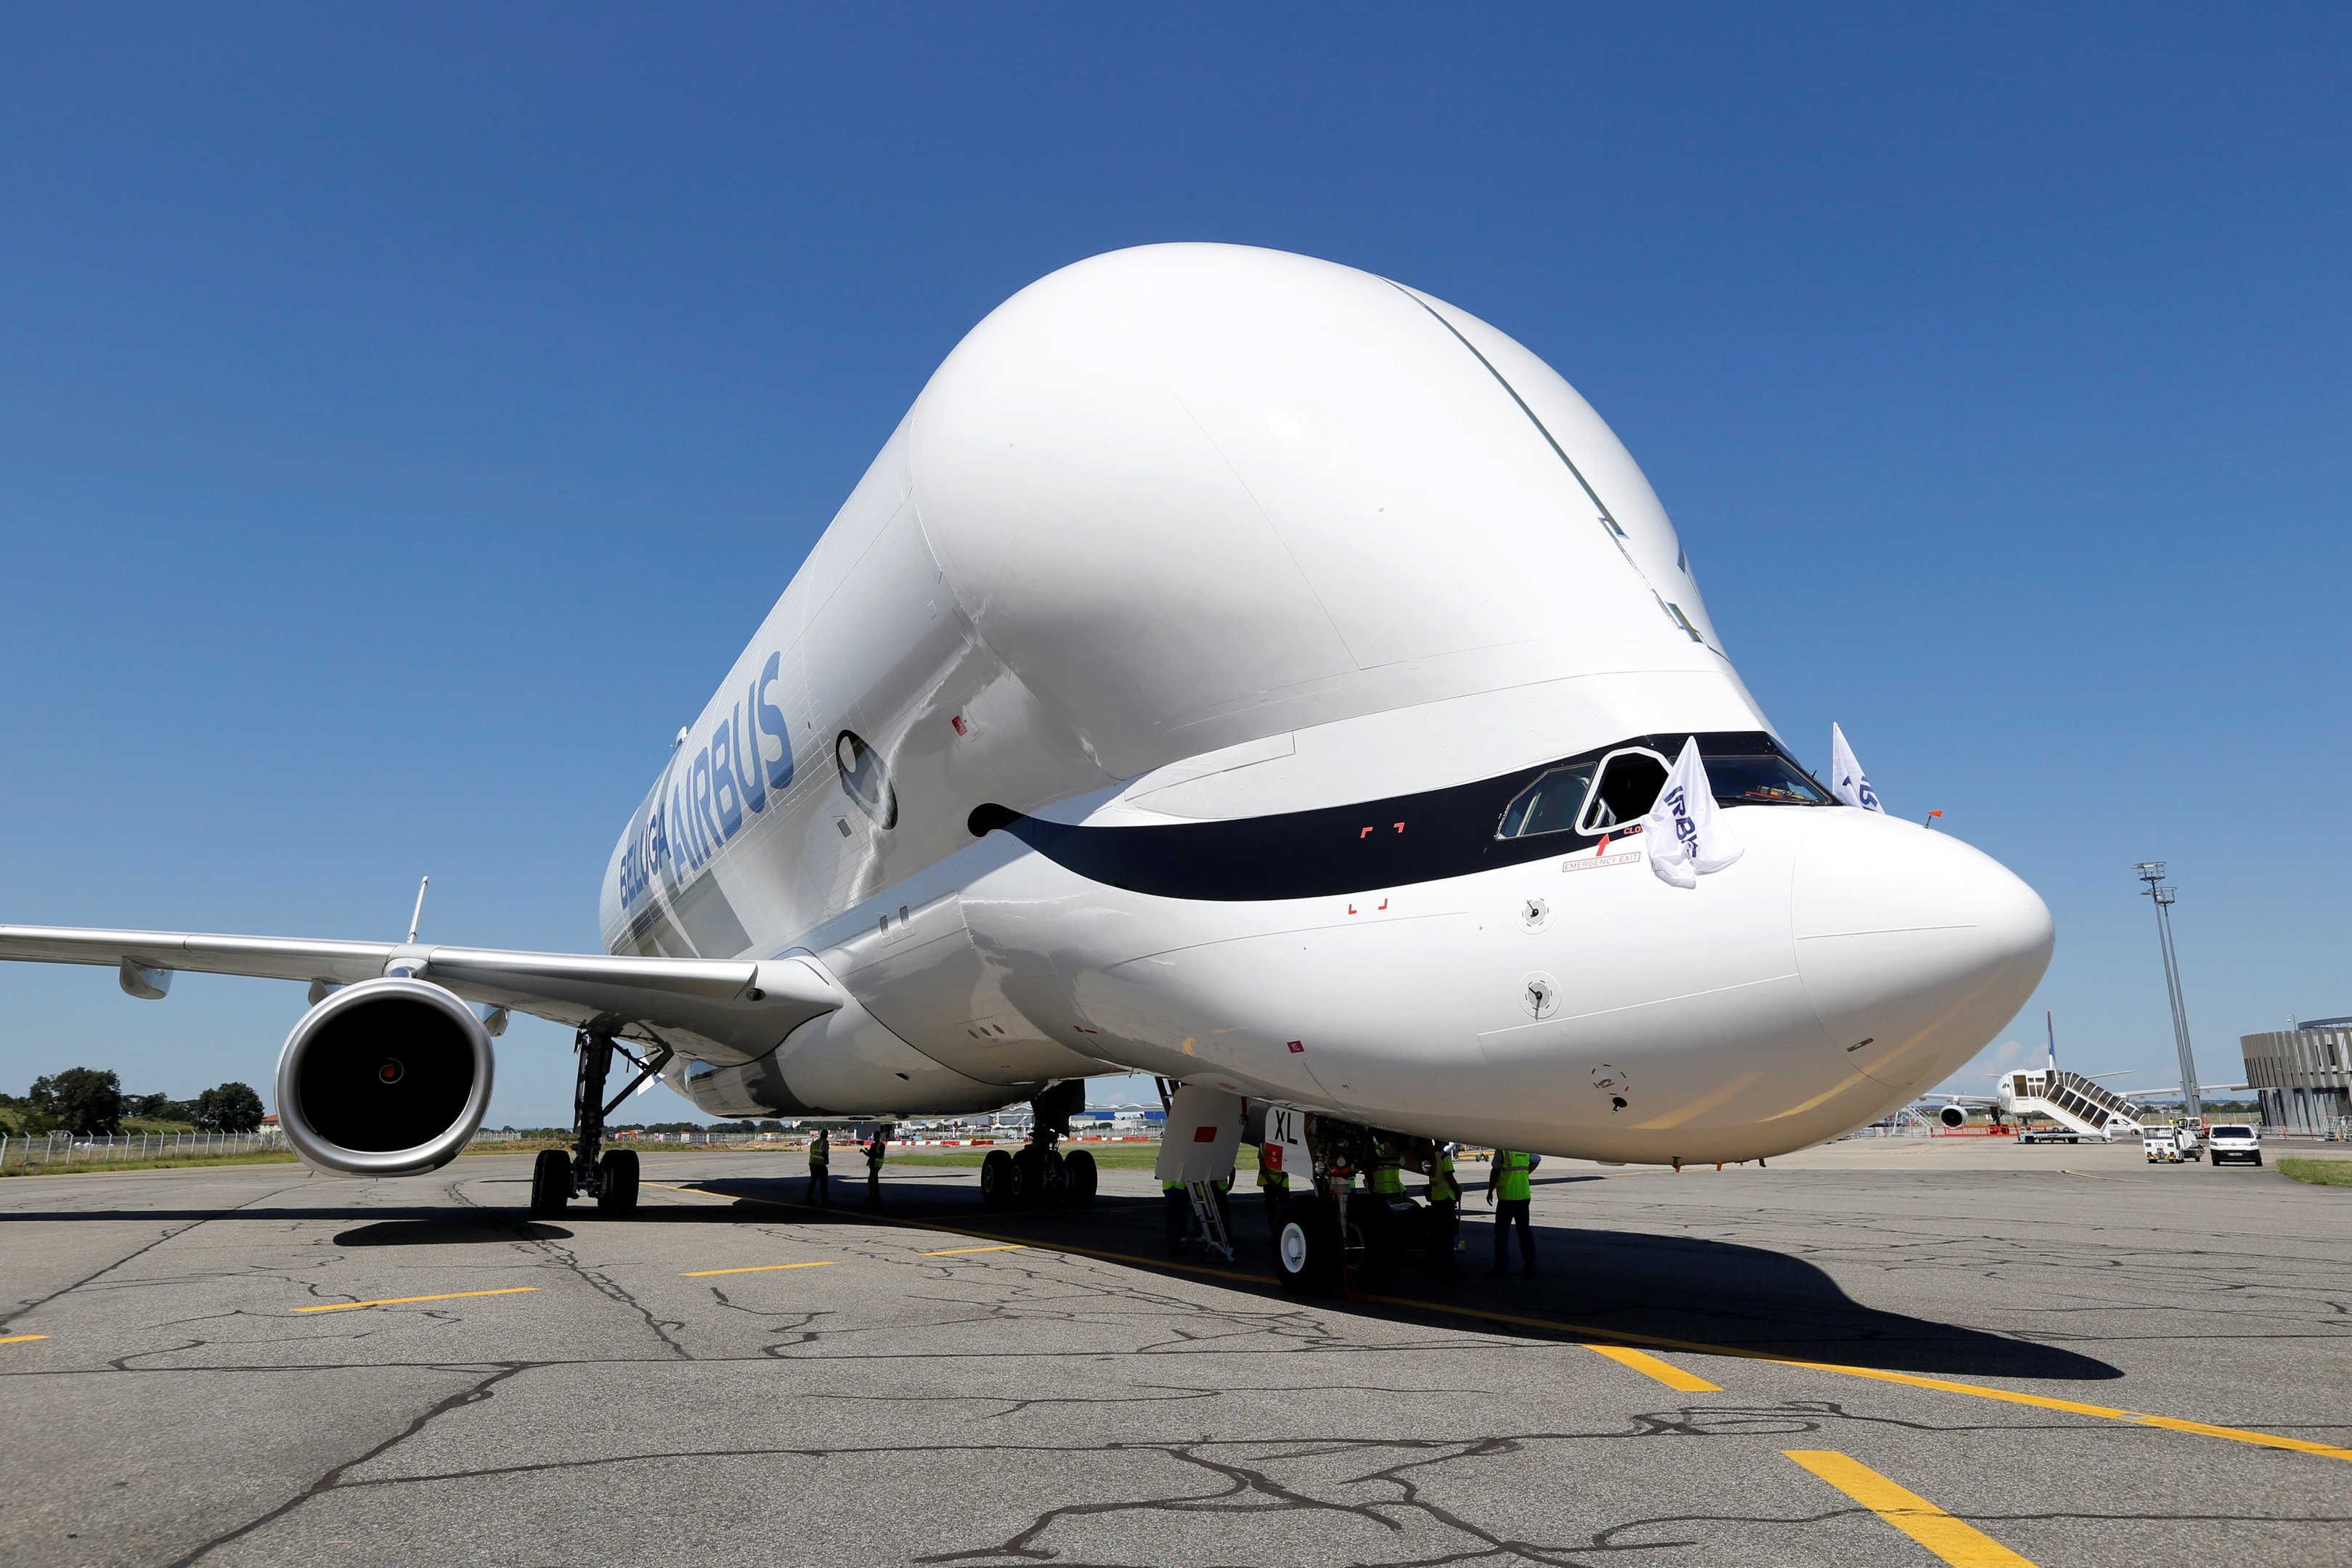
[921,1244,1028,1256]
[1784,1450,2037,1566]
[681,1261,838,1277]
[1584,1342,1720,1392]
[1364,1292,2352,1463]
[1,1334,49,1345]
[643,1179,2352,1463]
[294,1287,539,1313]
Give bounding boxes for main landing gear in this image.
[979,1080,1098,1212]
[530,1029,672,1218]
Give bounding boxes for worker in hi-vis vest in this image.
[1425,1142,1461,1275]
[1367,1138,1406,1201]
[863,1129,889,1207]
[1486,1148,1539,1277]
[1256,1148,1290,1238]
[806,1128,831,1207]
[1163,1175,1192,1257]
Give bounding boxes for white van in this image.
[2205,1124,2264,1167]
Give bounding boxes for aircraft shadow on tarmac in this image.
[334,1217,575,1246]
[707,1176,2126,1386]
[17,1180,2120,1384]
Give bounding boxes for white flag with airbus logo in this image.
[1828,722,1884,812]
[1640,738,1744,889]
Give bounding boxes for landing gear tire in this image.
[1062,1148,1097,1208]
[1009,1143,1067,1207]
[595,1148,640,1214]
[1340,1205,1399,1291]
[980,1148,1015,1209]
[1006,1144,1041,1205]
[1035,1148,1069,1206]
[1274,1196,1340,1295]
[530,1148,571,1216]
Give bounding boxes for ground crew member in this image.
[1486,1148,1537,1277]
[863,1129,888,1207]
[1367,1138,1406,1202]
[806,1128,831,1206]
[1256,1150,1290,1238]
[1425,1141,1460,1275]
[1163,1175,1192,1256]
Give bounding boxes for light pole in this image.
[2133,862,2202,1121]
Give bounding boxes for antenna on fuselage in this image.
[407,875,431,944]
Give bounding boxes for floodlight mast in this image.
[2133,862,2202,1120]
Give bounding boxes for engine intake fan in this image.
[274,976,496,1175]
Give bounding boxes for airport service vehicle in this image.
[2143,1127,2184,1164]
[0,245,2053,1251]
[2020,1123,2107,1146]
[2205,1124,2263,1166]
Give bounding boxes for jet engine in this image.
[1937,1105,1969,1128]
[274,977,496,1175]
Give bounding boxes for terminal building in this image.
[2239,1018,2351,1134]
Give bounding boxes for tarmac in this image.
[1,1135,2347,1567]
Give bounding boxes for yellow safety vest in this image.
[1368,1146,1404,1196]
[1494,1151,1531,1202]
[808,1139,829,1167]
[1257,1163,1288,1189]
[1428,1152,1457,1203]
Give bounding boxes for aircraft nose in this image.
[1793,812,2054,1096]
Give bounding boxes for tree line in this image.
[0,1068,266,1135]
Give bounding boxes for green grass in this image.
[2279,1158,2352,1188]
[0,1150,300,1177]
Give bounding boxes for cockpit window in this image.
[1494,765,1597,840]
[1494,732,1831,845]
[1705,752,1834,807]
[1577,749,1671,835]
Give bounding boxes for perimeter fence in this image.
[0,1129,285,1172]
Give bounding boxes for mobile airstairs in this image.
[2006,1068,2146,1143]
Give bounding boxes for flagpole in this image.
[2133,862,2203,1121]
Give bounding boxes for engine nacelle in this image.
[1938,1104,1969,1128]
[274,976,495,1175]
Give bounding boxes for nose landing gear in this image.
[1267,1114,1449,1296]
[528,1029,670,1217]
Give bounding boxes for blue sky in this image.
[2,7,2345,1125]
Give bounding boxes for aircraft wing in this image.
[0,924,844,1062]
[1918,1091,2001,1106]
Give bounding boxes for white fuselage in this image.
[598,244,2053,1164]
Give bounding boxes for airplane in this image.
[1921,1015,2243,1135]
[0,242,2053,1290]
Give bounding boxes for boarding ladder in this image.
[2013,1070,2146,1140]
[1185,1180,1235,1263]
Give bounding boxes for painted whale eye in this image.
[834,730,898,829]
